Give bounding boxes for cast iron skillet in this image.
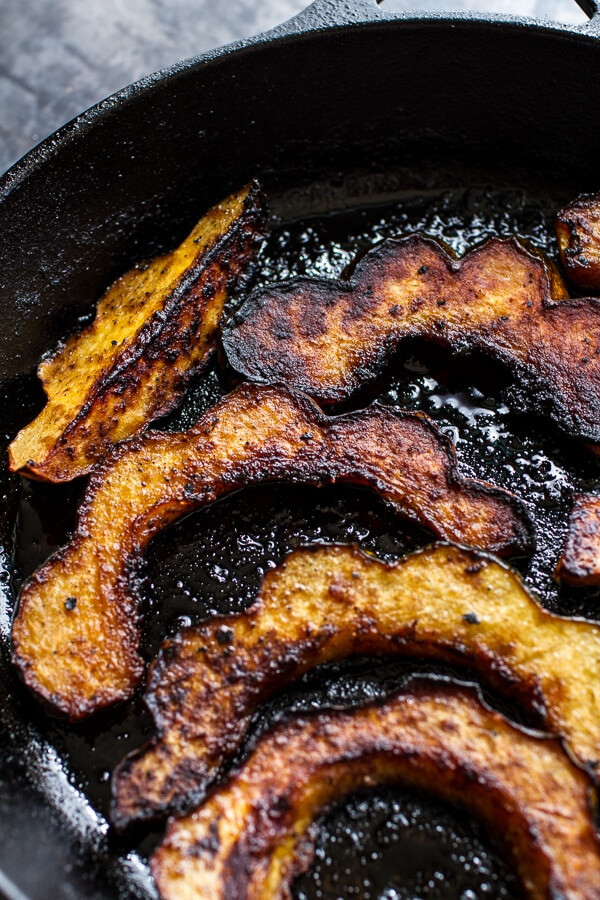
[3,0,600,897]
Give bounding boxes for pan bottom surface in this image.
[2,173,597,899]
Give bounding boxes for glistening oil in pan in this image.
[6,179,600,899]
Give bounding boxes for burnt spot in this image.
[216,627,234,646]
[465,561,486,575]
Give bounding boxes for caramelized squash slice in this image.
[223,235,600,450]
[8,182,267,482]
[556,192,600,291]
[12,385,531,721]
[151,681,600,900]
[556,494,600,586]
[112,543,600,830]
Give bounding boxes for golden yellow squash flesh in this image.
[11,385,530,720]
[113,543,600,829]
[8,181,267,482]
[151,681,600,900]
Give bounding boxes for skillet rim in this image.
[2,0,600,203]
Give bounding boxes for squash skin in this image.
[150,681,600,900]
[11,384,531,721]
[222,234,600,451]
[113,542,600,829]
[8,181,267,482]
[556,192,600,292]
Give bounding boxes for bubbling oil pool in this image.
[10,183,600,899]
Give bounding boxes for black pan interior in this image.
[2,11,600,900]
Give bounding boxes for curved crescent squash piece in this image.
[8,181,267,482]
[150,681,600,900]
[11,385,531,720]
[112,543,600,830]
[556,494,600,586]
[556,192,600,291]
[222,235,600,450]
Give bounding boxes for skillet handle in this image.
[281,0,600,32]
[278,0,382,30]
[582,0,600,29]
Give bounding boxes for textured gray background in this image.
[0,0,590,175]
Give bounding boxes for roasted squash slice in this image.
[12,385,530,720]
[556,494,600,586]
[8,181,267,482]
[151,681,600,900]
[556,191,600,291]
[222,235,600,451]
[112,542,600,829]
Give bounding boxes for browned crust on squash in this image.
[222,235,600,450]
[11,385,531,721]
[556,494,600,586]
[150,681,600,900]
[8,181,267,482]
[556,192,600,291]
[111,542,600,830]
